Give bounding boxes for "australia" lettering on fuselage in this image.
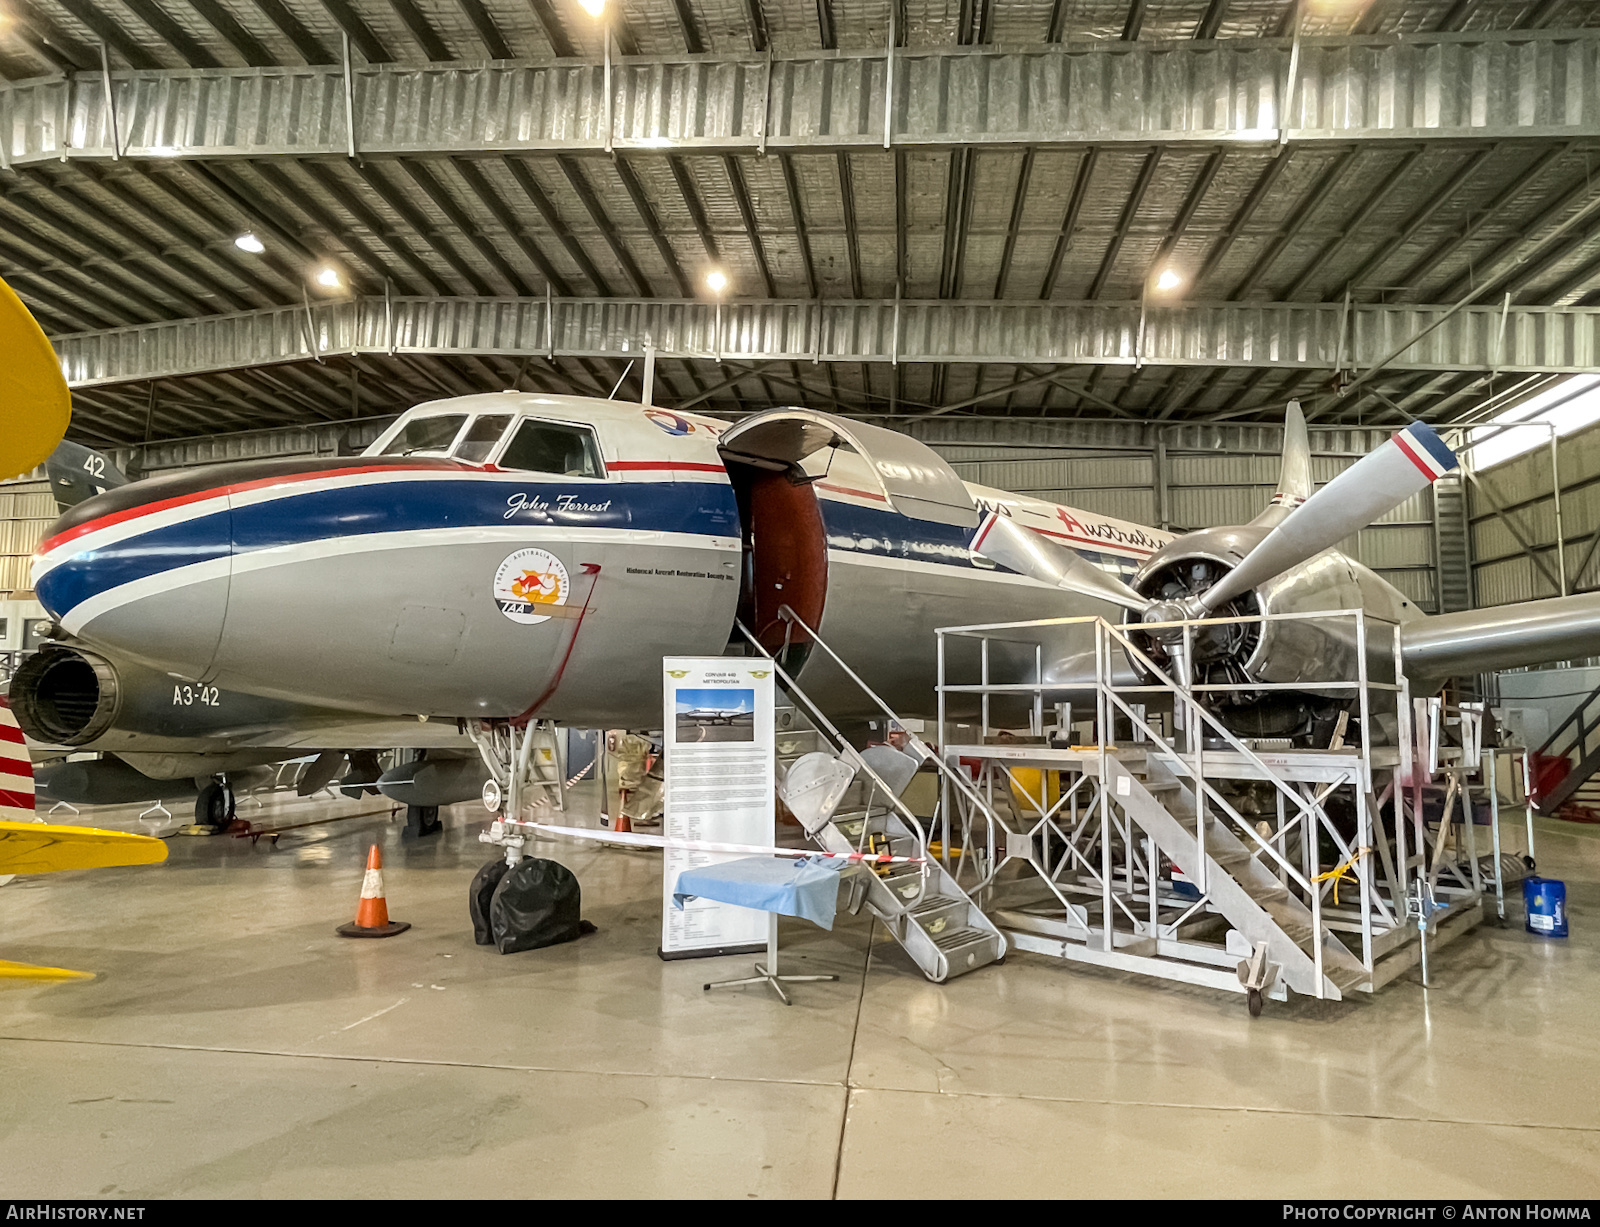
[975,497,1165,554]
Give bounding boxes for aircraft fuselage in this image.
[22,395,1420,753]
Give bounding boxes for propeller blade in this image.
[1197,419,1457,614]
[971,510,1148,611]
[1249,400,1312,530]
[0,277,71,483]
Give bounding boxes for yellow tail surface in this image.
[0,820,168,875]
[0,277,71,481]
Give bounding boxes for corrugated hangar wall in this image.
[1467,418,1600,608]
[911,419,1448,615]
[0,483,64,596]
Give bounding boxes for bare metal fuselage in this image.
[20,396,1433,759]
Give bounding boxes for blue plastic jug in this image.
[1524,876,1568,938]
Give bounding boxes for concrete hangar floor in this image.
[0,786,1594,1199]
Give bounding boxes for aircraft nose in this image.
[32,473,232,676]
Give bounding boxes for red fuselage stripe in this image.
[607,461,727,473]
[37,463,466,555]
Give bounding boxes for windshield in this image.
[380,415,467,457]
[499,420,605,478]
[454,414,513,463]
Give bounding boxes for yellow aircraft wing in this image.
[0,276,71,481]
[0,960,92,981]
[0,820,168,875]
[0,820,166,981]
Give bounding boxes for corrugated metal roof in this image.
[0,1,1594,443]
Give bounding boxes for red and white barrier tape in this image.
[502,819,925,864]
[564,760,594,788]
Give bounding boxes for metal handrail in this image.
[772,605,1010,815]
[1533,676,1600,760]
[1101,618,1356,887]
[735,616,934,904]
[938,607,1402,637]
[935,608,1401,996]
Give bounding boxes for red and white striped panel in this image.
[0,697,36,821]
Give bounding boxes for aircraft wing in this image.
[0,820,168,875]
[1399,590,1600,687]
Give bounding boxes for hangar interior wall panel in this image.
[0,484,61,597]
[108,419,395,479]
[1468,417,1600,607]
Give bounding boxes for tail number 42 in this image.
[173,684,220,707]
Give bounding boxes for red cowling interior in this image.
[735,465,828,654]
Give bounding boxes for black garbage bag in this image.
[469,857,512,946]
[488,857,597,954]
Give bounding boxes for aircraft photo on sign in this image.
[674,688,756,744]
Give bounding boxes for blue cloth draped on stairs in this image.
[672,855,849,930]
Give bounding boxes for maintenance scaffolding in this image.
[933,610,1528,1010]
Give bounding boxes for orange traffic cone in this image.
[613,788,632,834]
[336,844,411,938]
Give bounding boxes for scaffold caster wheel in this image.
[1247,988,1263,1018]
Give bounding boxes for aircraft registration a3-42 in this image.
[17,389,1600,813]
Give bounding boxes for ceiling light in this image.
[1155,268,1183,293]
[578,0,606,16]
[705,269,728,295]
[315,266,342,289]
[234,232,264,254]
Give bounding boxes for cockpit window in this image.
[499,420,605,479]
[453,414,512,463]
[380,415,467,457]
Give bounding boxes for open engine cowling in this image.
[1127,528,1413,729]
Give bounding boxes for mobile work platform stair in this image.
[1528,676,1600,817]
[742,612,1006,984]
[933,610,1500,1009]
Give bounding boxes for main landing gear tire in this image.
[196,781,235,830]
[408,805,442,838]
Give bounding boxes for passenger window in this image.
[381,415,467,457]
[499,420,605,478]
[453,414,512,463]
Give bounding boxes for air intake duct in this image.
[10,647,121,746]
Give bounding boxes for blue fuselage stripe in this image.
[38,478,740,617]
[36,478,1142,620]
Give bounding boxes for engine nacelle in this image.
[10,646,121,746]
[1128,528,1416,718]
